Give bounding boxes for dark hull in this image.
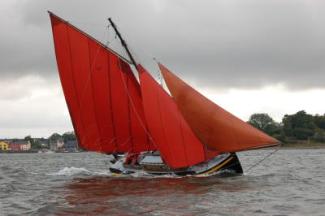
[110,153,243,177]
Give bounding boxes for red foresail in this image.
[139,65,213,169]
[159,63,279,153]
[49,12,155,153]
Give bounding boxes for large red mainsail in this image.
[159,63,279,153]
[49,12,155,153]
[139,65,212,168]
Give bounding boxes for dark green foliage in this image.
[248,113,283,139]
[314,114,325,130]
[24,135,32,142]
[249,110,325,144]
[282,111,316,140]
[292,128,314,140]
[272,130,286,143]
[32,139,42,149]
[24,135,41,149]
[62,132,76,142]
[248,113,276,134]
[48,133,62,142]
[312,129,325,142]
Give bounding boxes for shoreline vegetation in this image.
[248,110,325,148]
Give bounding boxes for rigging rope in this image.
[69,25,110,152]
[117,60,159,151]
[245,144,282,174]
[78,25,120,152]
[153,58,163,87]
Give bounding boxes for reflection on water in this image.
[59,176,255,215]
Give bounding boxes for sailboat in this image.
[49,12,279,176]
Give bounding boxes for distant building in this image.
[9,142,21,151]
[0,141,10,151]
[9,140,31,151]
[64,140,78,152]
[50,138,64,151]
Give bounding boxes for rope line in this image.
[117,60,158,150]
[245,144,281,174]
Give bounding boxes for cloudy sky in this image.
[1,0,324,138]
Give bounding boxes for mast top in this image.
[108,18,138,70]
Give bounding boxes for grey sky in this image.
[1,0,325,138]
[1,0,325,88]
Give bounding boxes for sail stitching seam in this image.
[117,60,134,153]
[65,24,88,150]
[175,103,189,165]
[154,81,175,166]
[87,39,104,152]
[107,54,118,152]
[120,67,158,150]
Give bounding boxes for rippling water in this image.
[1,149,325,216]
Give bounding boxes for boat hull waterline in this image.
[109,153,243,177]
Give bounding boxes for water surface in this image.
[0,150,324,215]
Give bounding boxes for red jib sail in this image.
[49,12,155,153]
[159,63,279,153]
[139,65,213,168]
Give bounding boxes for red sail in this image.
[139,65,212,169]
[49,12,155,153]
[159,63,279,153]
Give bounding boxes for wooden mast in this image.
[108,18,138,70]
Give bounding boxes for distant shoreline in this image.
[1,145,325,154]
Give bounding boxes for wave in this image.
[48,167,95,176]
[47,166,179,178]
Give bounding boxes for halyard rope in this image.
[118,60,159,151]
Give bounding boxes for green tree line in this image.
[248,111,325,144]
[48,131,76,143]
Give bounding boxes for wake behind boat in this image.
[48,12,279,177]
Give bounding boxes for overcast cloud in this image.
[1,0,325,88]
[1,0,324,137]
